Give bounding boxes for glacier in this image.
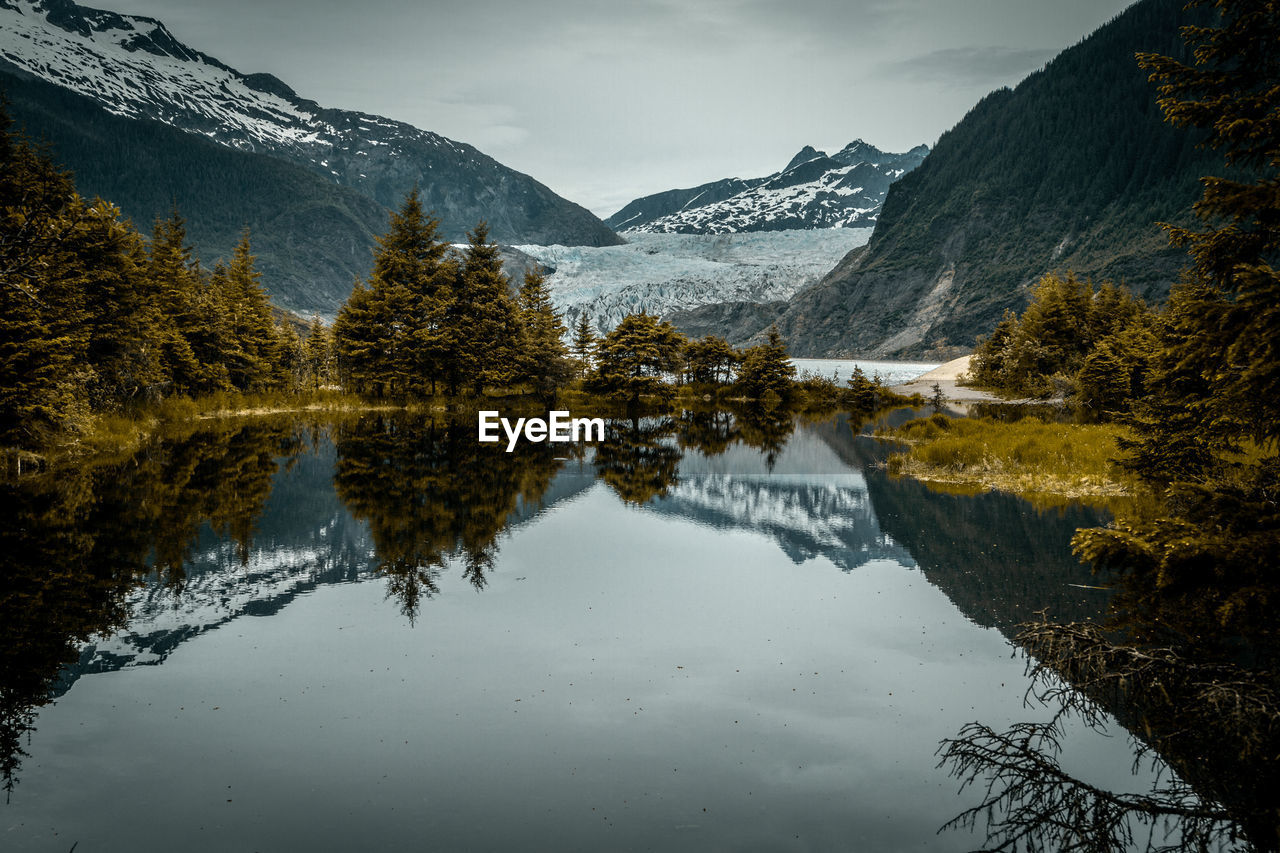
[517,227,873,333]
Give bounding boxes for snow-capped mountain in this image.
[517,228,872,334]
[0,0,618,246]
[606,140,928,234]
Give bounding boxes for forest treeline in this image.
[0,107,334,449]
[955,0,1278,637]
[966,271,1158,418]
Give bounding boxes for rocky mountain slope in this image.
[767,0,1219,358]
[607,140,927,234]
[1,65,391,316]
[0,0,619,312]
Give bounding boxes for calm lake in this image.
[1,409,1159,851]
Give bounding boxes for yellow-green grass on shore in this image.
[25,389,381,466]
[879,413,1137,504]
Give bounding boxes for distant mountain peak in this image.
[606,139,929,235]
[784,145,829,171]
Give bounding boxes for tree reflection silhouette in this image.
[593,415,682,505]
[736,406,794,471]
[677,407,738,457]
[938,607,1280,851]
[331,414,563,621]
[0,420,298,797]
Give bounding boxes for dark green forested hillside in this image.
[773,0,1224,358]
[0,64,388,318]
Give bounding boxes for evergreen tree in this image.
[221,229,279,392]
[1074,0,1280,630]
[516,269,569,395]
[371,189,451,395]
[80,217,169,407]
[683,335,739,385]
[447,222,519,395]
[589,312,686,403]
[1075,341,1131,420]
[571,313,597,379]
[331,189,452,396]
[737,327,795,402]
[274,320,303,392]
[1132,0,1280,456]
[1,111,97,442]
[845,366,878,412]
[301,316,334,390]
[333,281,389,395]
[145,209,228,394]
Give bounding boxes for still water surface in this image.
[2,411,1149,851]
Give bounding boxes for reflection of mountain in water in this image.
[58,414,1109,690]
[650,431,912,571]
[59,438,595,691]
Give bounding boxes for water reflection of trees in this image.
[0,421,298,798]
[808,417,1280,849]
[594,415,683,505]
[938,609,1278,852]
[595,406,800,505]
[932,553,1280,850]
[331,415,565,621]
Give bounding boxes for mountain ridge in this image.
[0,0,620,248]
[606,139,928,234]
[764,0,1218,358]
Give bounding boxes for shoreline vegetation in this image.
[879,413,1136,506]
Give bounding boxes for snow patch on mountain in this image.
[612,140,929,235]
[0,0,351,153]
[515,228,872,333]
[0,0,620,245]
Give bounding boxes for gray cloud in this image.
[878,46,1060,88]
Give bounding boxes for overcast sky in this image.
[104,0,1134,217]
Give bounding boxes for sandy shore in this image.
[891,355,1001,403]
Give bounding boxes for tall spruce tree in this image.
[333,189,452,396]
[370,189,451,395]
[1,111,96,442]
[447,222,519,395]
[221,230,279,392]
[516,269,569,395]
[571,313,597,379]
[333,281,389,395]
[146,209,228,394]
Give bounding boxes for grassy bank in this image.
[879,413,1137,503]
[22,389,379,467]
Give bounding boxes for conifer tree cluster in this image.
[1072,0,1280,626]
[0,107,314,448]
[331,191,567,398]
[968,272,1157,416]
[587,315,796,405]
[334,194,809,407]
